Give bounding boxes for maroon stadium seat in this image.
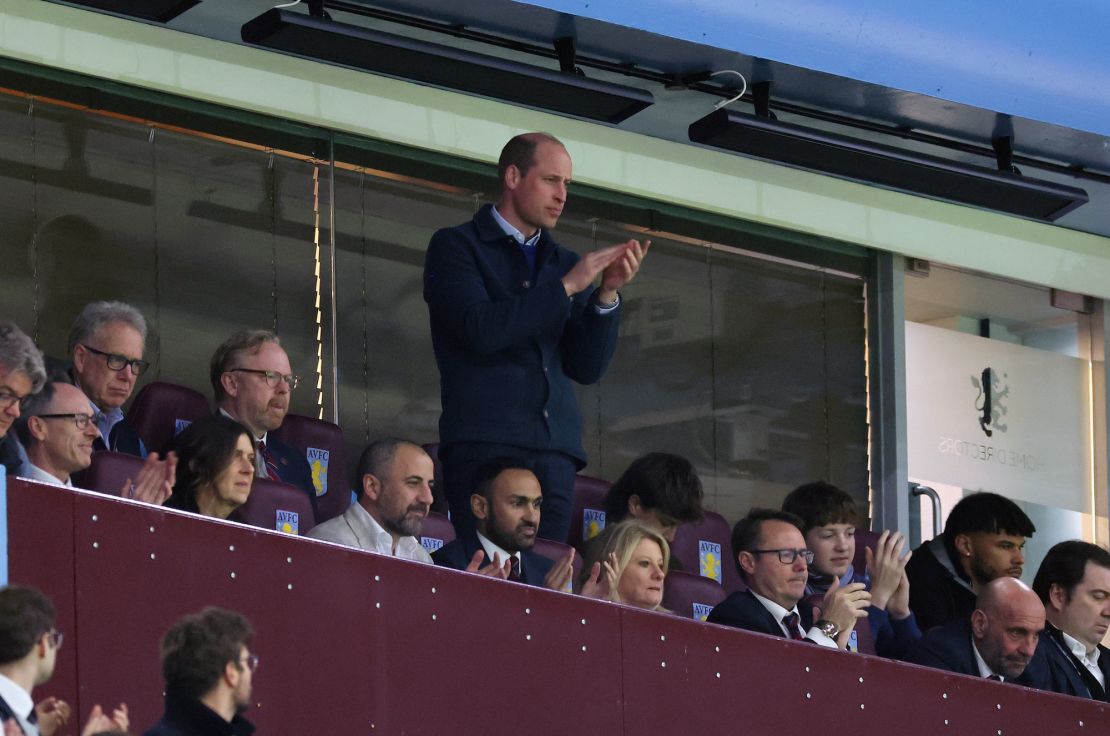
[269,413,350,524]
[230,477,316,536]
[419,510,456,555]
[74,450,146,496]
[532,537,582,591]
[662,569,728,621]
[671,510,744,593]
[568,474,611,552]
[126,381,210,456]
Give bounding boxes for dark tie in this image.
[782,612,805,641]
[509,556,522,582]
[258,440,281,480]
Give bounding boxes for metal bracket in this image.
[554,37,584,76]
[307,1,331,20]
[909,483,942,538]
[752,81,776,120]
[992,136,1021,175]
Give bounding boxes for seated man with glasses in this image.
[66,301,151,458]
[142,607,257,736]
[0,584,129,736]
[707,508,871,648]
[14,382,173,502]
[210,330,317,521]
[0,321,46,477]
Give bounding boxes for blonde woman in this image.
[577,520,669,611]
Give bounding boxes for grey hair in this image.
[14,381,59,446]
[67,301,148,355]
[0,321,46,393]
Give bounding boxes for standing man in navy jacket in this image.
[424,132,649,542]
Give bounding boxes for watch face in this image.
[818,620,839,637]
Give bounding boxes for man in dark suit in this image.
[433,458,574,590]
[0,585,127,735]
[424,132,649,544]
[1030,540,1110,700]
[905,492,1036,632]
[211,330,318,521]
[0,321,45,477]
[707,509,869,648]
[908,576,1045,685]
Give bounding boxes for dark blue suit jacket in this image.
[432,530,554,587]
[707,589,816,638]
[423,204,620,465]
[907,618,1046,688]
[1029,624,1110,701]
[264,433,319,522]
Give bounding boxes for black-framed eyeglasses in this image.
[81,344,150,376]
[47,629,64,649]
[0,390,31,410]
[240,653,259,672]
[749,548,815,565]
[36,413,100,430]
[230,368,299,390]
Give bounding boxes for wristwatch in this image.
[814,619,840,638]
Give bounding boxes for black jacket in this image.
[142,695,255,736]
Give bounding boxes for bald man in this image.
[908,577,1047,685]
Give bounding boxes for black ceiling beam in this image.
[54,0,199,23]
[689,108,1089,221]
[241,9,653,125]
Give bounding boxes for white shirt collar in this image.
[217,408,267,443]
[349,503,430,562]
[1060,629,1105,687]
[476,530,521,568]
[491,205,541,247]
[972,640,1003,681]
[24,463,71,488]
[748,590,800,637]
[0,672,34,725]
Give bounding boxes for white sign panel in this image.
[906,322,1091,512]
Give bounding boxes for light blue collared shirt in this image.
[491,205,620,313]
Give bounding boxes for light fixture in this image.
[689,108,1088,221]
[241,9,653,124]
[55,0,199,23]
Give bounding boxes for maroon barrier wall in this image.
[7,479,1110,734]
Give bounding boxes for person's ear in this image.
[362,474,381,502]
[471,493,489,520]
[1047,582,1068,612]
[738,550,757,577]
[220,372,239,399]
[953,533,973,559]
[504,165,521,191]
[224,659,241,688]
[627,494,644,518]
[28,416,48,442]
[971,609,988,638]
[72,344,87,373]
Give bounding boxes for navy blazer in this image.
[432,530,554,587]
[707,589,815,639]
[1031,624,1110,701]
[423,204,620,465]
[907,618,1046,688]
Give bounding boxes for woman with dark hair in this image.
[166,415,255,520]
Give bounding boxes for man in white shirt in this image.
[707,509,870,648]
[1032,540,1110,701]
[308,438,435,564]
[0,585,127,736]
[908,576,1045,685]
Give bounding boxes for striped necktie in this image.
[257,440,281,480]
[782,612,805,641]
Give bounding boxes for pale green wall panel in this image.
[4,0,1109,296]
